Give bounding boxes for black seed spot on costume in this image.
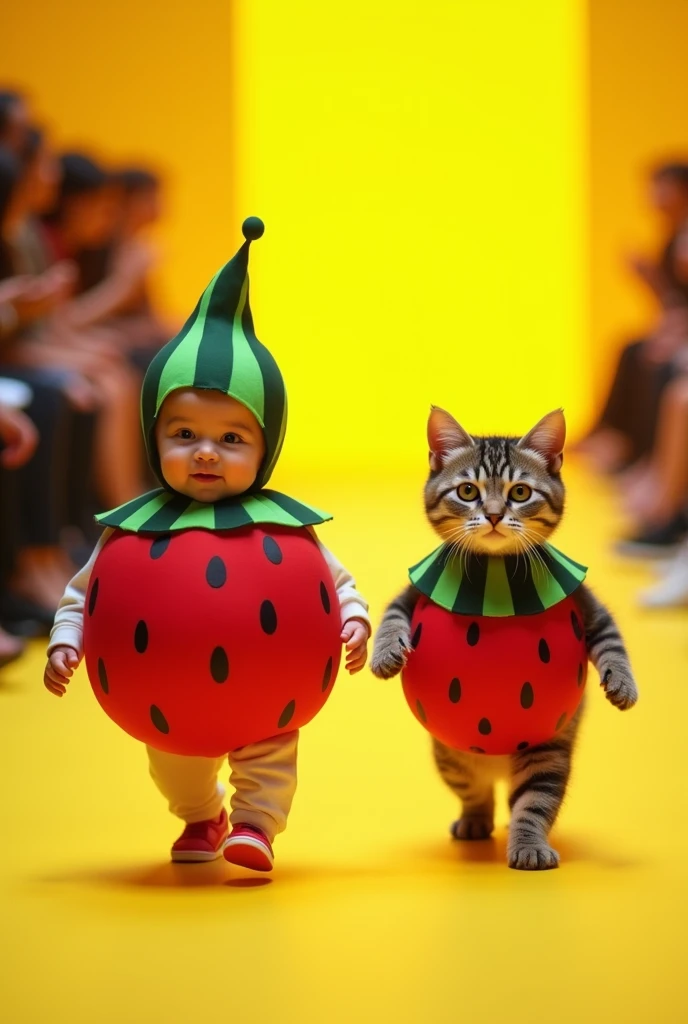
[571,610,583,640]
[263,536,283,565]
[467,622,480,646]
[577,663,584,686]
[150,535,171,560]
[134,620,148,653]
[556,712,567,731]
[517,741,529,751]
[322,656,333,692]
[538,638,551,663]
[520,682,534,709]
[97,658,108,694]
[416,699,427,723]
[320,581,331,614]
[448,677,462,703]
[278,700,296,729]
[411,623,423,649]
[150,705,169,734]
[470,746,485,755]
[88,578,99,616]
[206,556,227,588]
[260,600,278,634]
[478,717,492,736]
[210,646,229,683]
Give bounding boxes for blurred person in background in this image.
[0,90,30,156]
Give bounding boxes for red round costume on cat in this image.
[83,525,342,758]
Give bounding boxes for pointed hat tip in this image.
[242,216,265,241]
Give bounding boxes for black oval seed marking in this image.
[263,536,283,565]
[210,646,229,683]
[467,622,480,646]
[150,535,171,560]
[538,638,551,664]
[322,656,333,692]
[416,699,427,723]
[411,623,423,649]
[571,610,583,641]
[150,705,169,734]
[517,741,529,751]
[88,578,99,616]
[320,581,331,615]
[134,620,149,653]
[470,746,485,754]
[577,663,584,687]
[260,600,278,634]
[556,712,567,731]
[520,682,534,709]
[478,717,492,736]
[206,556,227,588]
[448,677,462,703]
[278,699,296,729]
[97,657,108,694]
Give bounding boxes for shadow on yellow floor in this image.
[1,463,686,1023]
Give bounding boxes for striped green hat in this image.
[141,216,286,492]
[409,543,587,616]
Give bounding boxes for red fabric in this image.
[401,594,588,755]
[83,526,342,756]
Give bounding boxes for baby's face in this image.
[155,388,265,502]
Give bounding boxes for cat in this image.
[371,406,638,870]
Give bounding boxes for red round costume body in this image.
[401,593,588,755]
[82,526,342,757]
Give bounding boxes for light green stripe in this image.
[545,544,587,582]
[172,501,216,529]
[119,493,174,530]
[155,269,222,415]
[410,547,442,584]
[262,391,288,482]
[431,559,463,608]
[241,493,302,527]
[228,277,265,425]
[483,557,515,616]
[530,560,567,610]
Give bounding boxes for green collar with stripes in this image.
[409,543,587,617]
[96,488,331,533]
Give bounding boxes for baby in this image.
[44,219,369,871]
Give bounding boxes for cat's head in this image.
[424,407,566,557]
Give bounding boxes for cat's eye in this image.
[509,484,532,503]
[457,482,479,501]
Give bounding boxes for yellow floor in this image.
[1,463,686,1024]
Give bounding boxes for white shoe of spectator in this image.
[639,539,688,608]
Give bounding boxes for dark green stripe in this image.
[139,496,194,532]
[244,301,287,488]
[504,556,545,614]
[415,545,453,597]
[192,250,248,393]
[262,490,331,526]
[454,555,487,614]
[141,311,198,440]
[540,547,581,596]
[96,489,165,526]
[213,501,254,530]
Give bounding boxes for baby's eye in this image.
[509,484,532,503]
[177,428,194,440]
[222,432,242,444]
[457,482,479,501]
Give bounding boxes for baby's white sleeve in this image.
[48,529,114,659]
[311,533,370,632]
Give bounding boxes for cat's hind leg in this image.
[432,738,495,840]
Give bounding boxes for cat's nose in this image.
[487,513,504,526]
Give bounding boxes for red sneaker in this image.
[170,808,229,863]
[223,824,274,872]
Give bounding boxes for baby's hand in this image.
[341,619,369,674]
[44,646,80,697]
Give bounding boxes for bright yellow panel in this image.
[234,0,588,478]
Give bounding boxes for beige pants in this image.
[146,731,299,843]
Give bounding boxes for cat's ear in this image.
[517,409,566,472]
[427,406,474,472]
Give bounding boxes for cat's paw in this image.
[508,842,560,871]
[370,634,410,679]
[599,658,638,710]
[451,815,494,841]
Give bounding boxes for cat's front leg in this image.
[370,586,418,679]
[575,585,639,711]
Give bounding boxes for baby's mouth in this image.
[191,472,222,483]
